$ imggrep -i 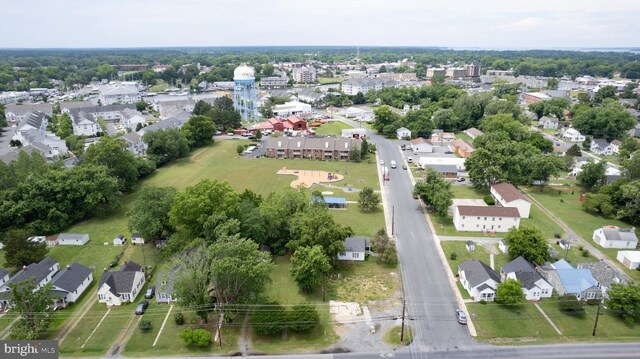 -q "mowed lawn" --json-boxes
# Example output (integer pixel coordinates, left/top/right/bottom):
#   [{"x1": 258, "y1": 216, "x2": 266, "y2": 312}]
[
  {"x1": 441, "y1": 241, "x2": 510, "y2": 275},
  {"x1": 312, "y1": 121, "x2": 353, "y2": 136}
]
